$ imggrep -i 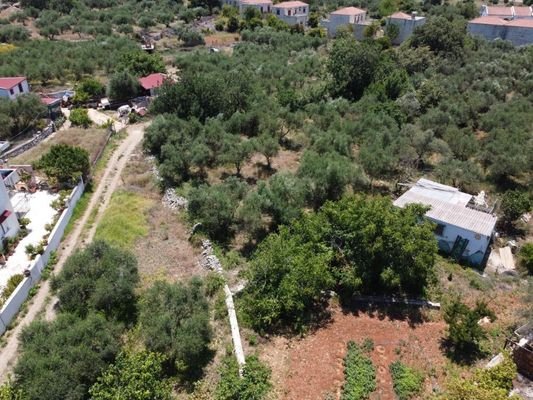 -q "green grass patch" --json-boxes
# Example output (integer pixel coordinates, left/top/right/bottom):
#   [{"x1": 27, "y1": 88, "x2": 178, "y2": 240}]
[
  {"x1": 341, "y1": 340, "x2": 376, "y2": 400},
  {"x1": 94, "y1": 190, "x2": 153, "y2": 249},
  {"x1": 389, "y1": 361, "x2": 424, "y2": 400}
]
